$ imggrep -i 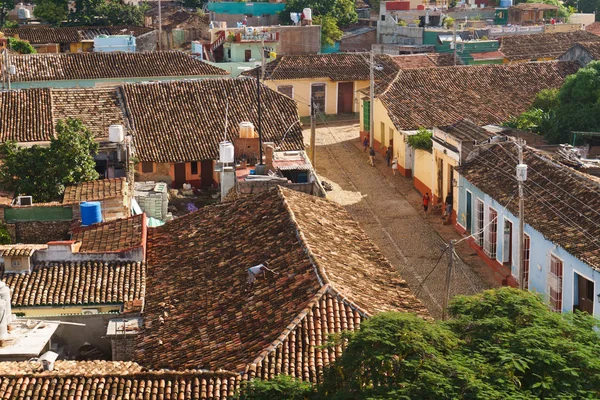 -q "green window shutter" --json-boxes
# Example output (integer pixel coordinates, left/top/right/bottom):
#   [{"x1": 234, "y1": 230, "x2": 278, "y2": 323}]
[{"x1": 363, "y1": 100, "x2": 370, "y2": 132}]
